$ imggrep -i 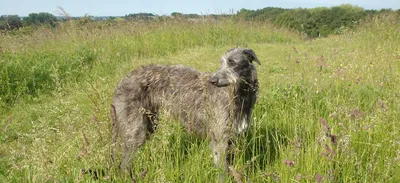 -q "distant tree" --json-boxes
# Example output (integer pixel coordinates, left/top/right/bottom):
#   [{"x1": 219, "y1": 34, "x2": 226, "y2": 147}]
[
  {"x1": 379, "y1": 9, "x2": 393, "y2": 13},
  {"x1": 310, "y1": 8, "x2": 333, "y2": 36},
  {"x1": 274, "y1": 10, "x2": 296, "y2": 28},
  {"x1": 237, "y1": 7, "x2": 285, "y2": 21},
  {"x1": 235, "y1": 4, "x2": 373, "y2": 38},
  {"x1": 0, "y1": 19, "x2": 6, "y2": 30},
  {"x1": 365, "y1": 9, "x2": 378, "y2": 15},
  {"x1": 125, "y1": 13, "x2": 155, "y2": 20},
  {"x1": 125, "y1": 13, "x2": 154, "y2": 18},
  {"x1": 0, "y1": 15, "x2": 22, "y2": 30},
  {"x1": 254, "y1": 7, "x2": 285, "y2": 21},
  {"x1": 184, "y1": 14, "x2": 201, "y2": 18},
  {"x1": 76, "y1": 14, "x2": 94, "y2": 26},
  {"x1": 23, "y1": 12, "x2": 57, "y2": 27},
  {"x1": 171, "y1": 12, "x2": 182, "y2": 17},
  {"x1": 236, "y1": 8, "x2": 253, "y2": 19}
]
